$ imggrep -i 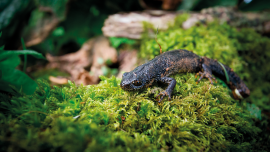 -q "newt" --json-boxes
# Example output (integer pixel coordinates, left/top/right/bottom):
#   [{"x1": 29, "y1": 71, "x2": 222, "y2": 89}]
[{"x1": 120, "y1": 49, "x2": 250, "y2": 102}]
